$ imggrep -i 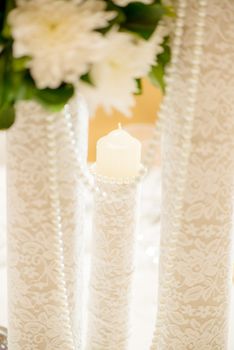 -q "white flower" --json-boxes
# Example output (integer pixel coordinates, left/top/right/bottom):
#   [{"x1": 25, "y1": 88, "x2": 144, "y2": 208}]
[
  {"x1": 8, "y1": 0, "x2": 114, "y2": 88},
  {"x1": 79, "y1": 29, "x2": 159, "y2": 116},
  {"x1": 113, "y1": 0, "x2": 153, "y2": 6},
  {"x1": 79, "y1": 25, "x2": 170, "y2": 116}
]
